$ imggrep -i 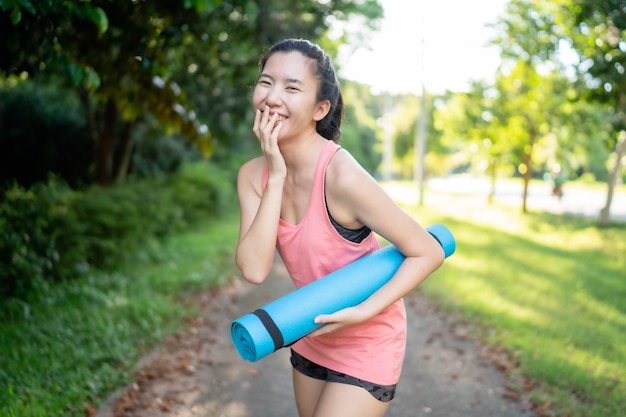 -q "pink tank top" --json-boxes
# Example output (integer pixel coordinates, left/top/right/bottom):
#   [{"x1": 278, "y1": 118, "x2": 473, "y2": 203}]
[{"x1": 263, "y1": 140, "x2": 407, "y2": 385}]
